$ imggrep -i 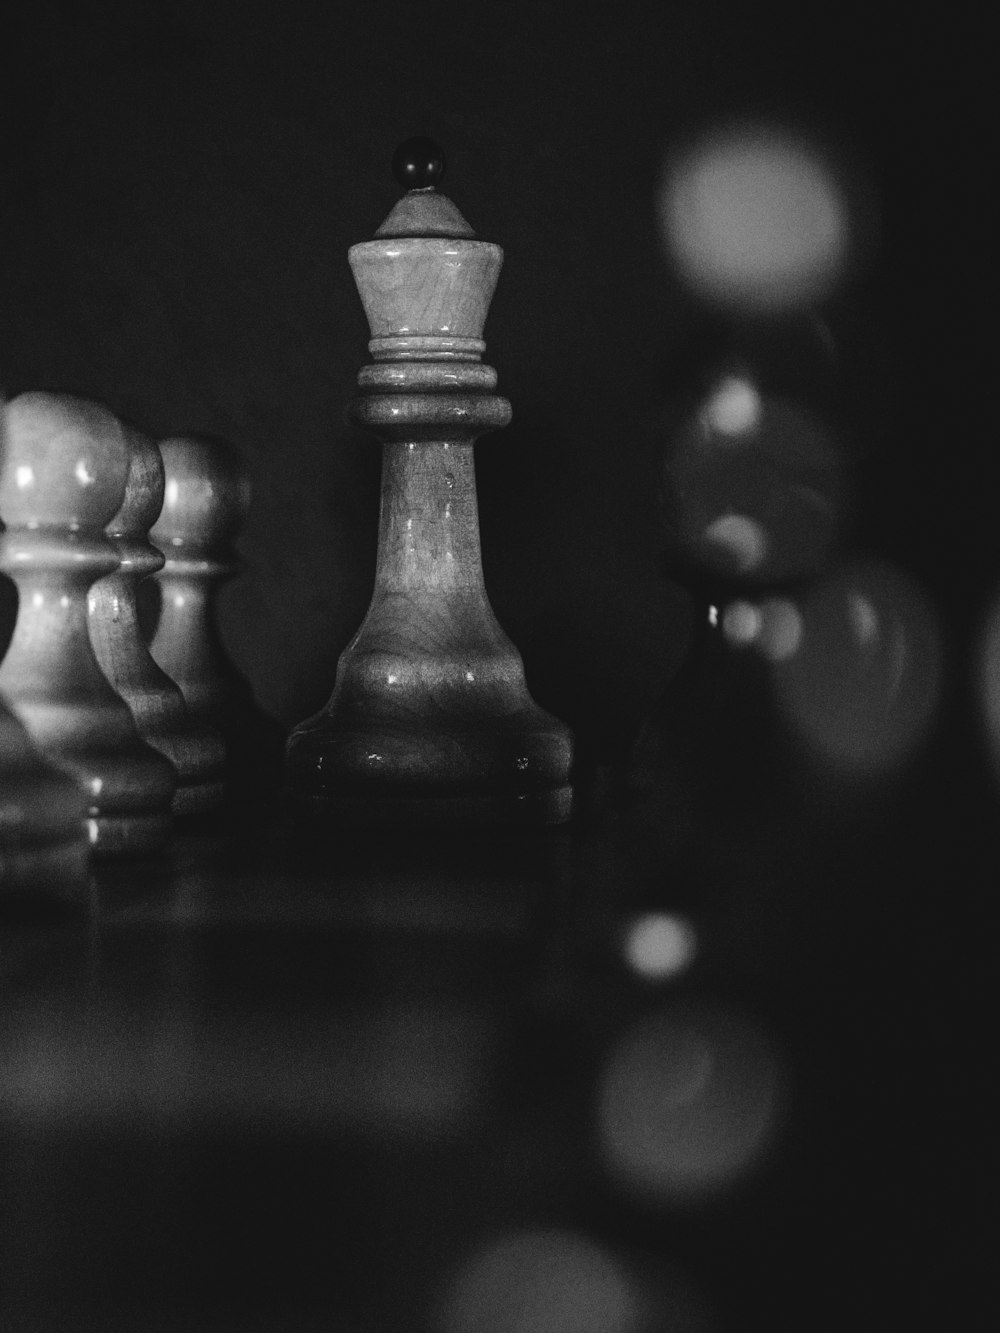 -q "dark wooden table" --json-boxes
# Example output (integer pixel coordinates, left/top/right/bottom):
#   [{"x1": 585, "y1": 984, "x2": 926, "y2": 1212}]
[{"x1": 0, "y1": 755, "x2": 988, "y2": 1332}]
